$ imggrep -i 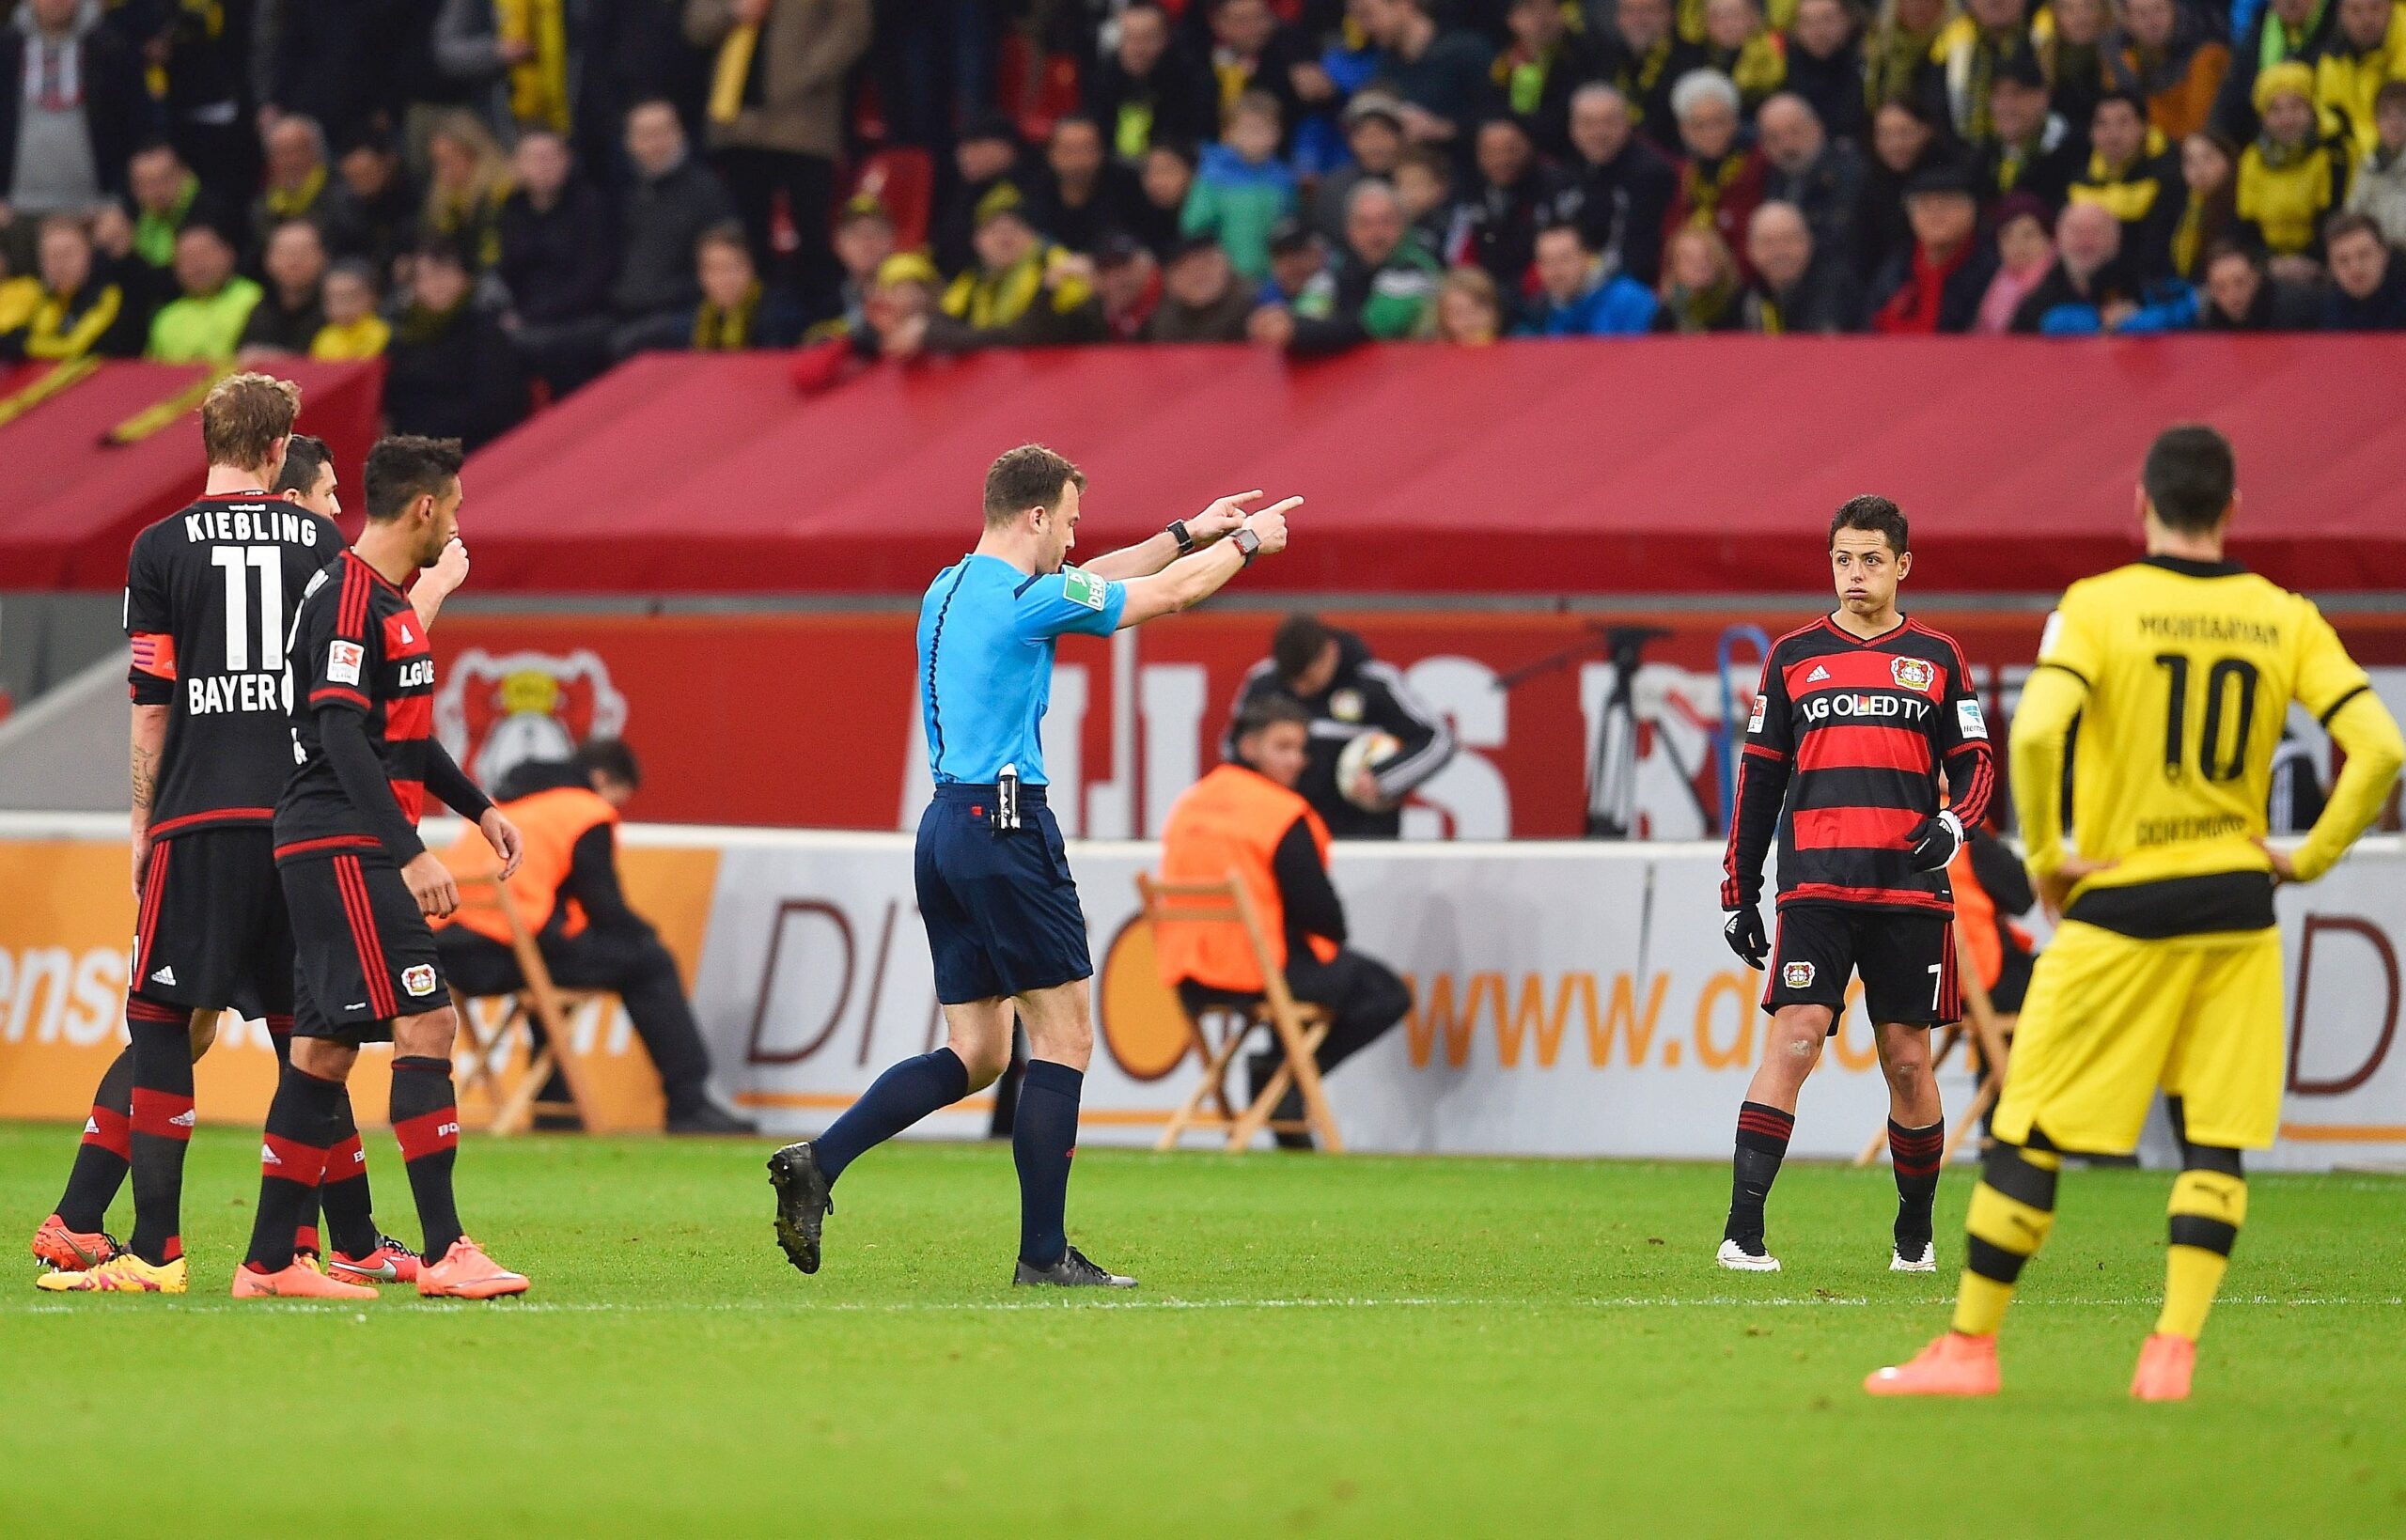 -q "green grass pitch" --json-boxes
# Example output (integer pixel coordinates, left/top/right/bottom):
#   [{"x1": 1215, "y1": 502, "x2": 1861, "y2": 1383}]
[{"x1": 3, "y1": 1124, "x2": 2402, "y2": 1537}]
